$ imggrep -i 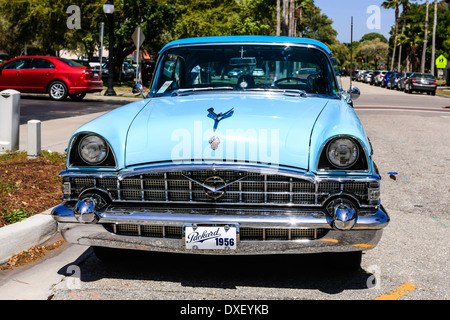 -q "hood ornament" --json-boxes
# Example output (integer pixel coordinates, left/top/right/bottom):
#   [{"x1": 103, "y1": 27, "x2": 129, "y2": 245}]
[
  {"x1": 207, "y1": 107, "x2": 234, "y2": 131},
  {"x1": 207, "y1": 107, "x2": 234, "y2": 150}
]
